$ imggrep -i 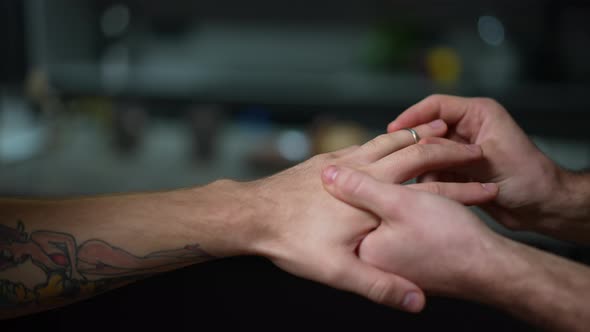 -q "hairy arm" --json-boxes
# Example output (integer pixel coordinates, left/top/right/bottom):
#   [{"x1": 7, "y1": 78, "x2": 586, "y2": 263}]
[
  {"x1": 0, "y1": 180, "x2": 254, "y2": 319},
  {"x1": 541, "y1": 171, "x2": 590, "y2": 241},
  {"x1": 471, "y1": 237, "x2": 590, "y2": 332}
]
